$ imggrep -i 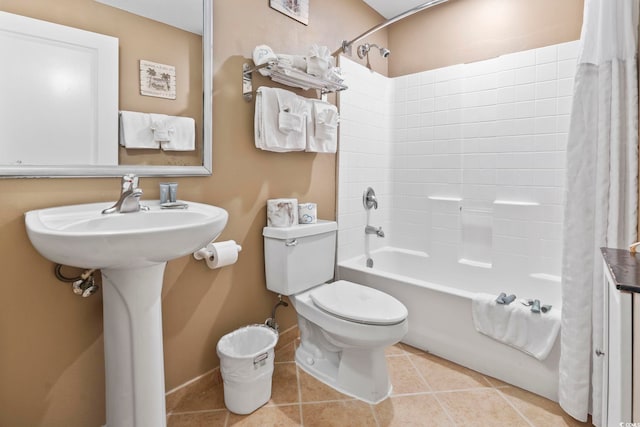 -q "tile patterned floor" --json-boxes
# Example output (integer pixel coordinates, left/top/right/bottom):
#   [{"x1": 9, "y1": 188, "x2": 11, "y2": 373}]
[{"x1": 166, "y1": 330, "x2": 592, "y2": 427}]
